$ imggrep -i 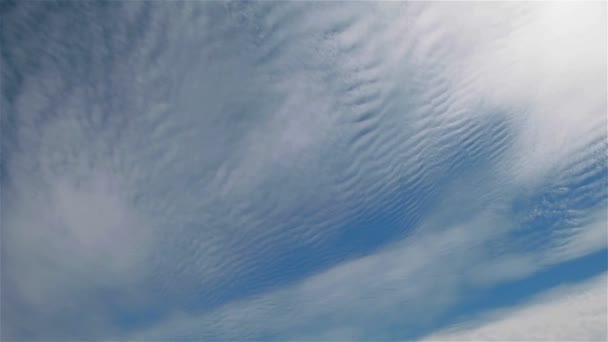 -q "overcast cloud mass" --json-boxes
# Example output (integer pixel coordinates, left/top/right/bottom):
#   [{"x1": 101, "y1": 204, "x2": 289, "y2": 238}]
[{"x1": 1, "y1": 1, "x2": 607, "y2": 341}]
